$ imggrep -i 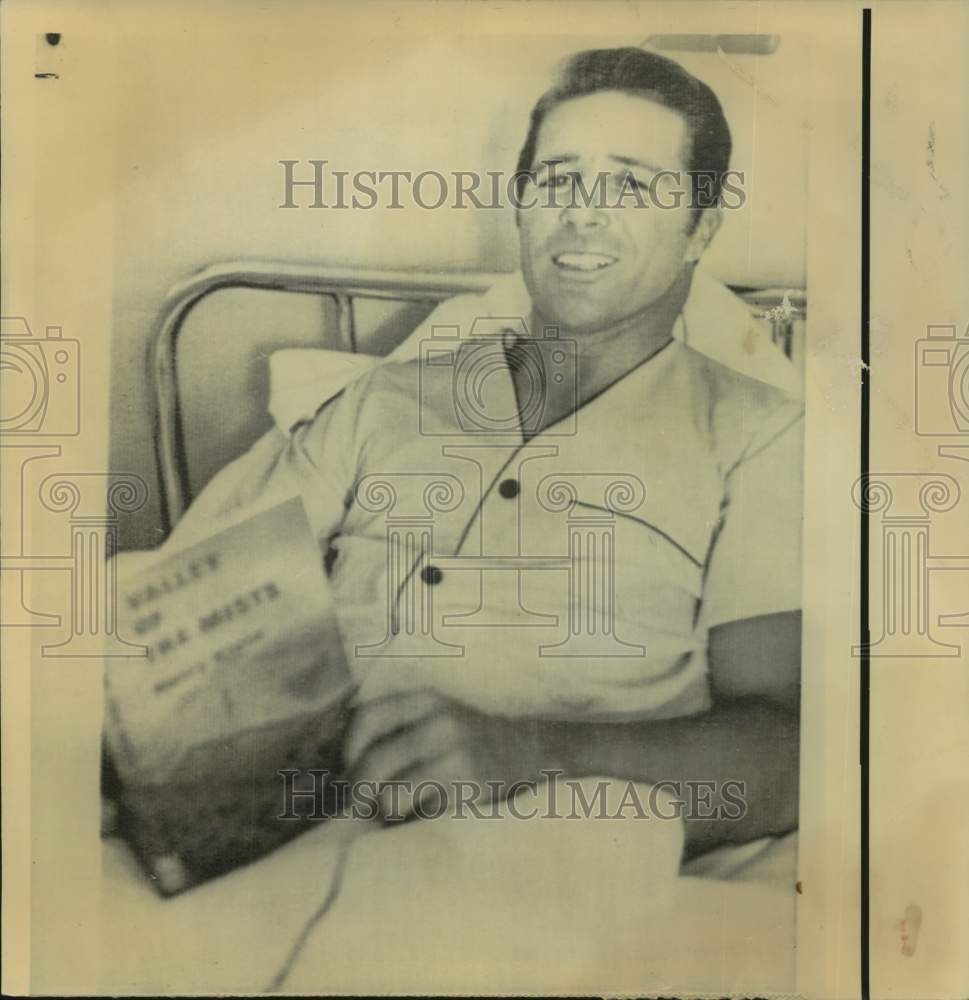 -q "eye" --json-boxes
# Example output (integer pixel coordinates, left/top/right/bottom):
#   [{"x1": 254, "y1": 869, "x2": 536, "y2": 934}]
[
  {"x1": 536, "y1": 172, "x2": 570, "y2": 189},
  {"x1": 618, "y1": 172, "x2": 650, "y2": 191}
]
